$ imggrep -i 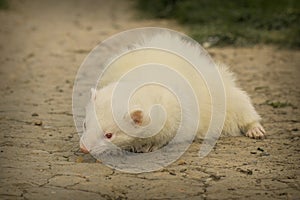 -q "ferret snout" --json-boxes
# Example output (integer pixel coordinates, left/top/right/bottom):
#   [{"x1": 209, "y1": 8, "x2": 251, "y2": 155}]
[{"x1": 80, "y1": 141, "x2": 89, "y2": 154}]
